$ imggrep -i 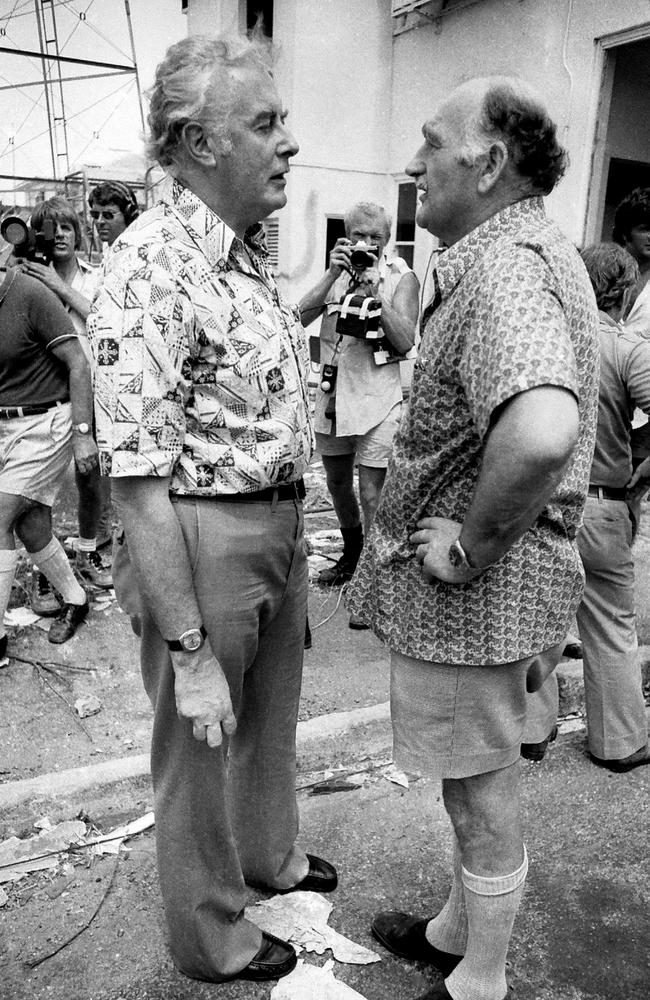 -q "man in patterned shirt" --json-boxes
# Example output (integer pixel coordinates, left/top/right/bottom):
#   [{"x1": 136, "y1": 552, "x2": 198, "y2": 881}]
[
  {"x1": 348, "y1": 78, "x2": 599, "y2": 1000},
  {"x1": 88, "y1": 34, "x2": 336, "y2": 985}
]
